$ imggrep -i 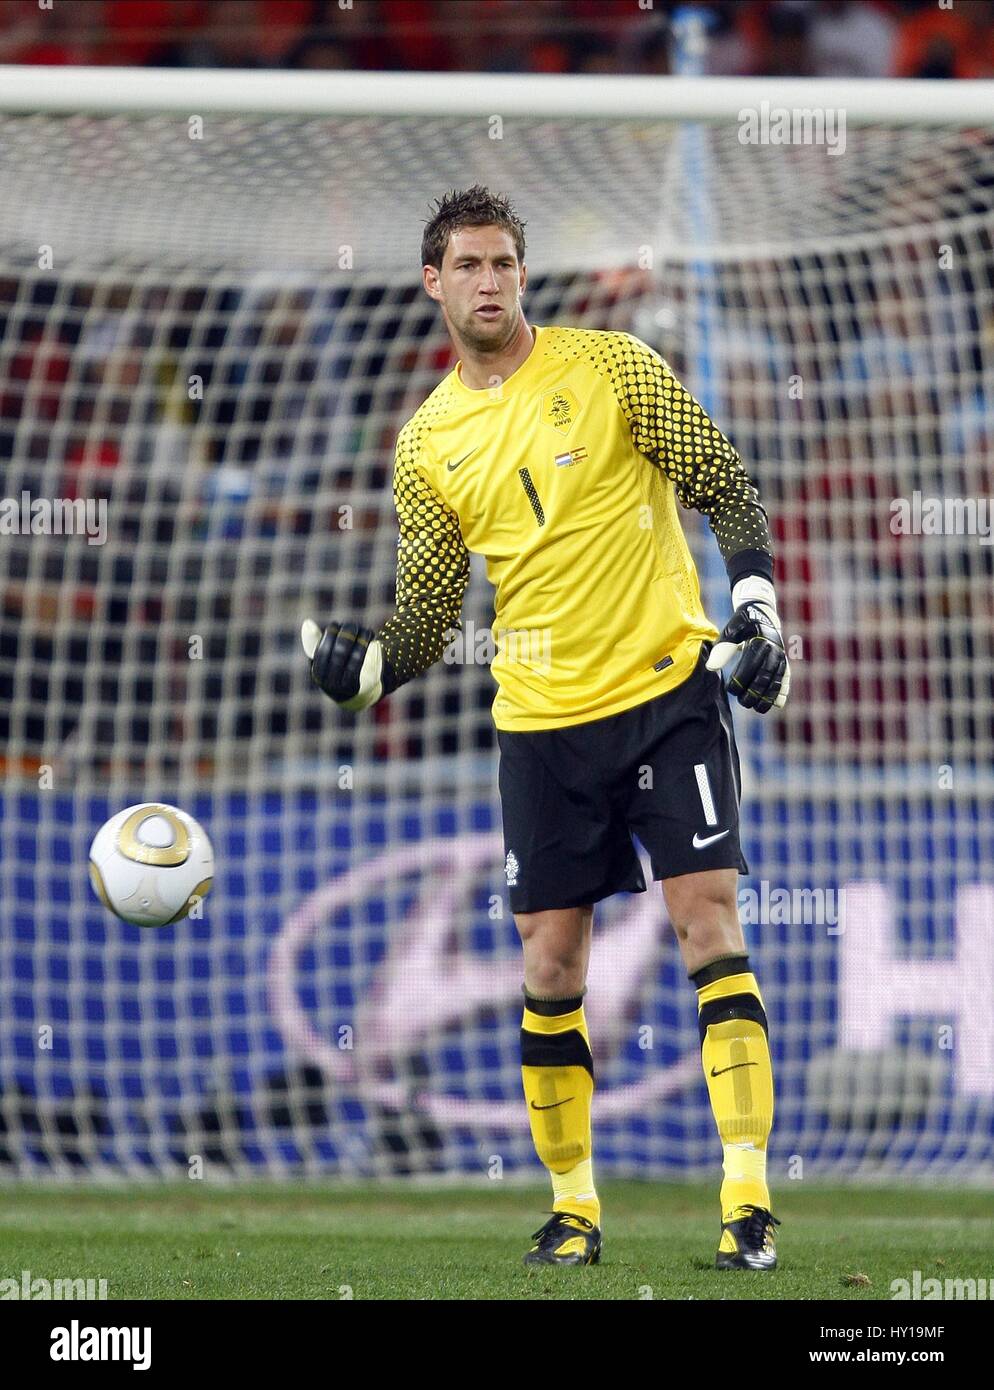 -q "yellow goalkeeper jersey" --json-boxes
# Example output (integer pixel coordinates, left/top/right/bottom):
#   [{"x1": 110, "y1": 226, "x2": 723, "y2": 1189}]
[{"x1": 377, "y1": 323, "x2": 772, "y2": 732}]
